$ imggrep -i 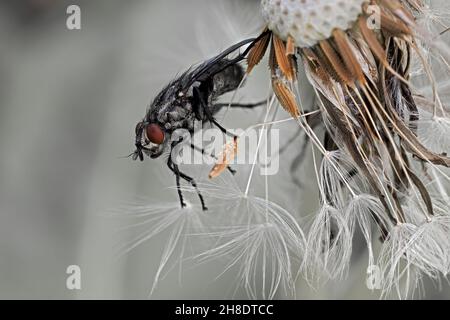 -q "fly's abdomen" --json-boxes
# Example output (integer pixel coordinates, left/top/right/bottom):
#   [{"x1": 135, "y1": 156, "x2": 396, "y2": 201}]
[{"x1": 212, "y1": 63, "x2": 244, "y2": 98}]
